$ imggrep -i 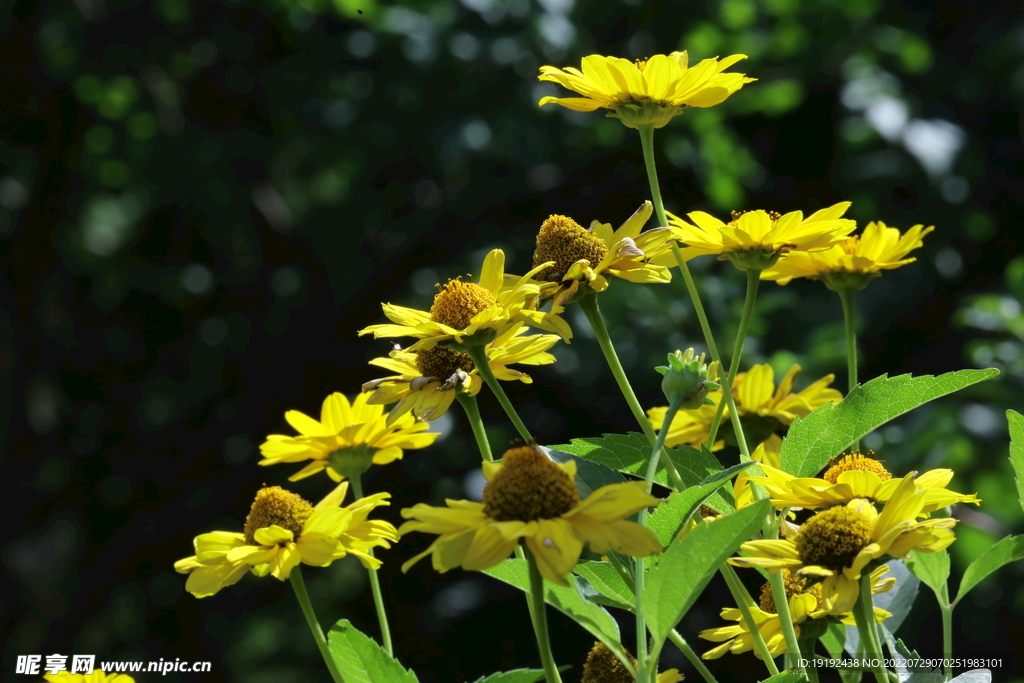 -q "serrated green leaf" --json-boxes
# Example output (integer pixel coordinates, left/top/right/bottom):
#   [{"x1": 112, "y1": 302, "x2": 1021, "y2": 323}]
[
  {"x1": 545, "y1": 446, "x2": 627, "y2": 498},
  {"x1": 484, "y1": 559, "x2": 630, "y2": 666},
  {"x1": 905, "y1": 549, "x2": 950, "y2": 595},
  {"x1": 573, "y1": 561, "x2": 634, "y2": 611},
  {"x1": 948, "y1": 671, "x2": 992, "y2": 683},
  {"x1": 468, "y1": 668, "x2": 560, "y2": 683},
  {"x1": 845, "y1": 559, "x2": 919, "y2": 653},
  {"x1": 646, "y1": 460, "x2": 755, "y2": 548},
  {"x1": 760, "y1": 672, "x2": 805, "y2": 683},
  {"x1": 781, "y1": 369, "x2": 999, "y2": 478},
  {"x1": 880, "y1": 628, "x2": 944, "y2": 683},
  {"x1": 1008, "y1": 410, "x2": 1024, "y2": 514},
  {"x1": 954, "y1": 535, "x2": 1024, "y2": 605},
  {"x1": 327, "y1": 619, "x2": 419, "y2": 683},
  {"x1": 643, "y1": 500, "x2": 770, "y2": 642}
]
